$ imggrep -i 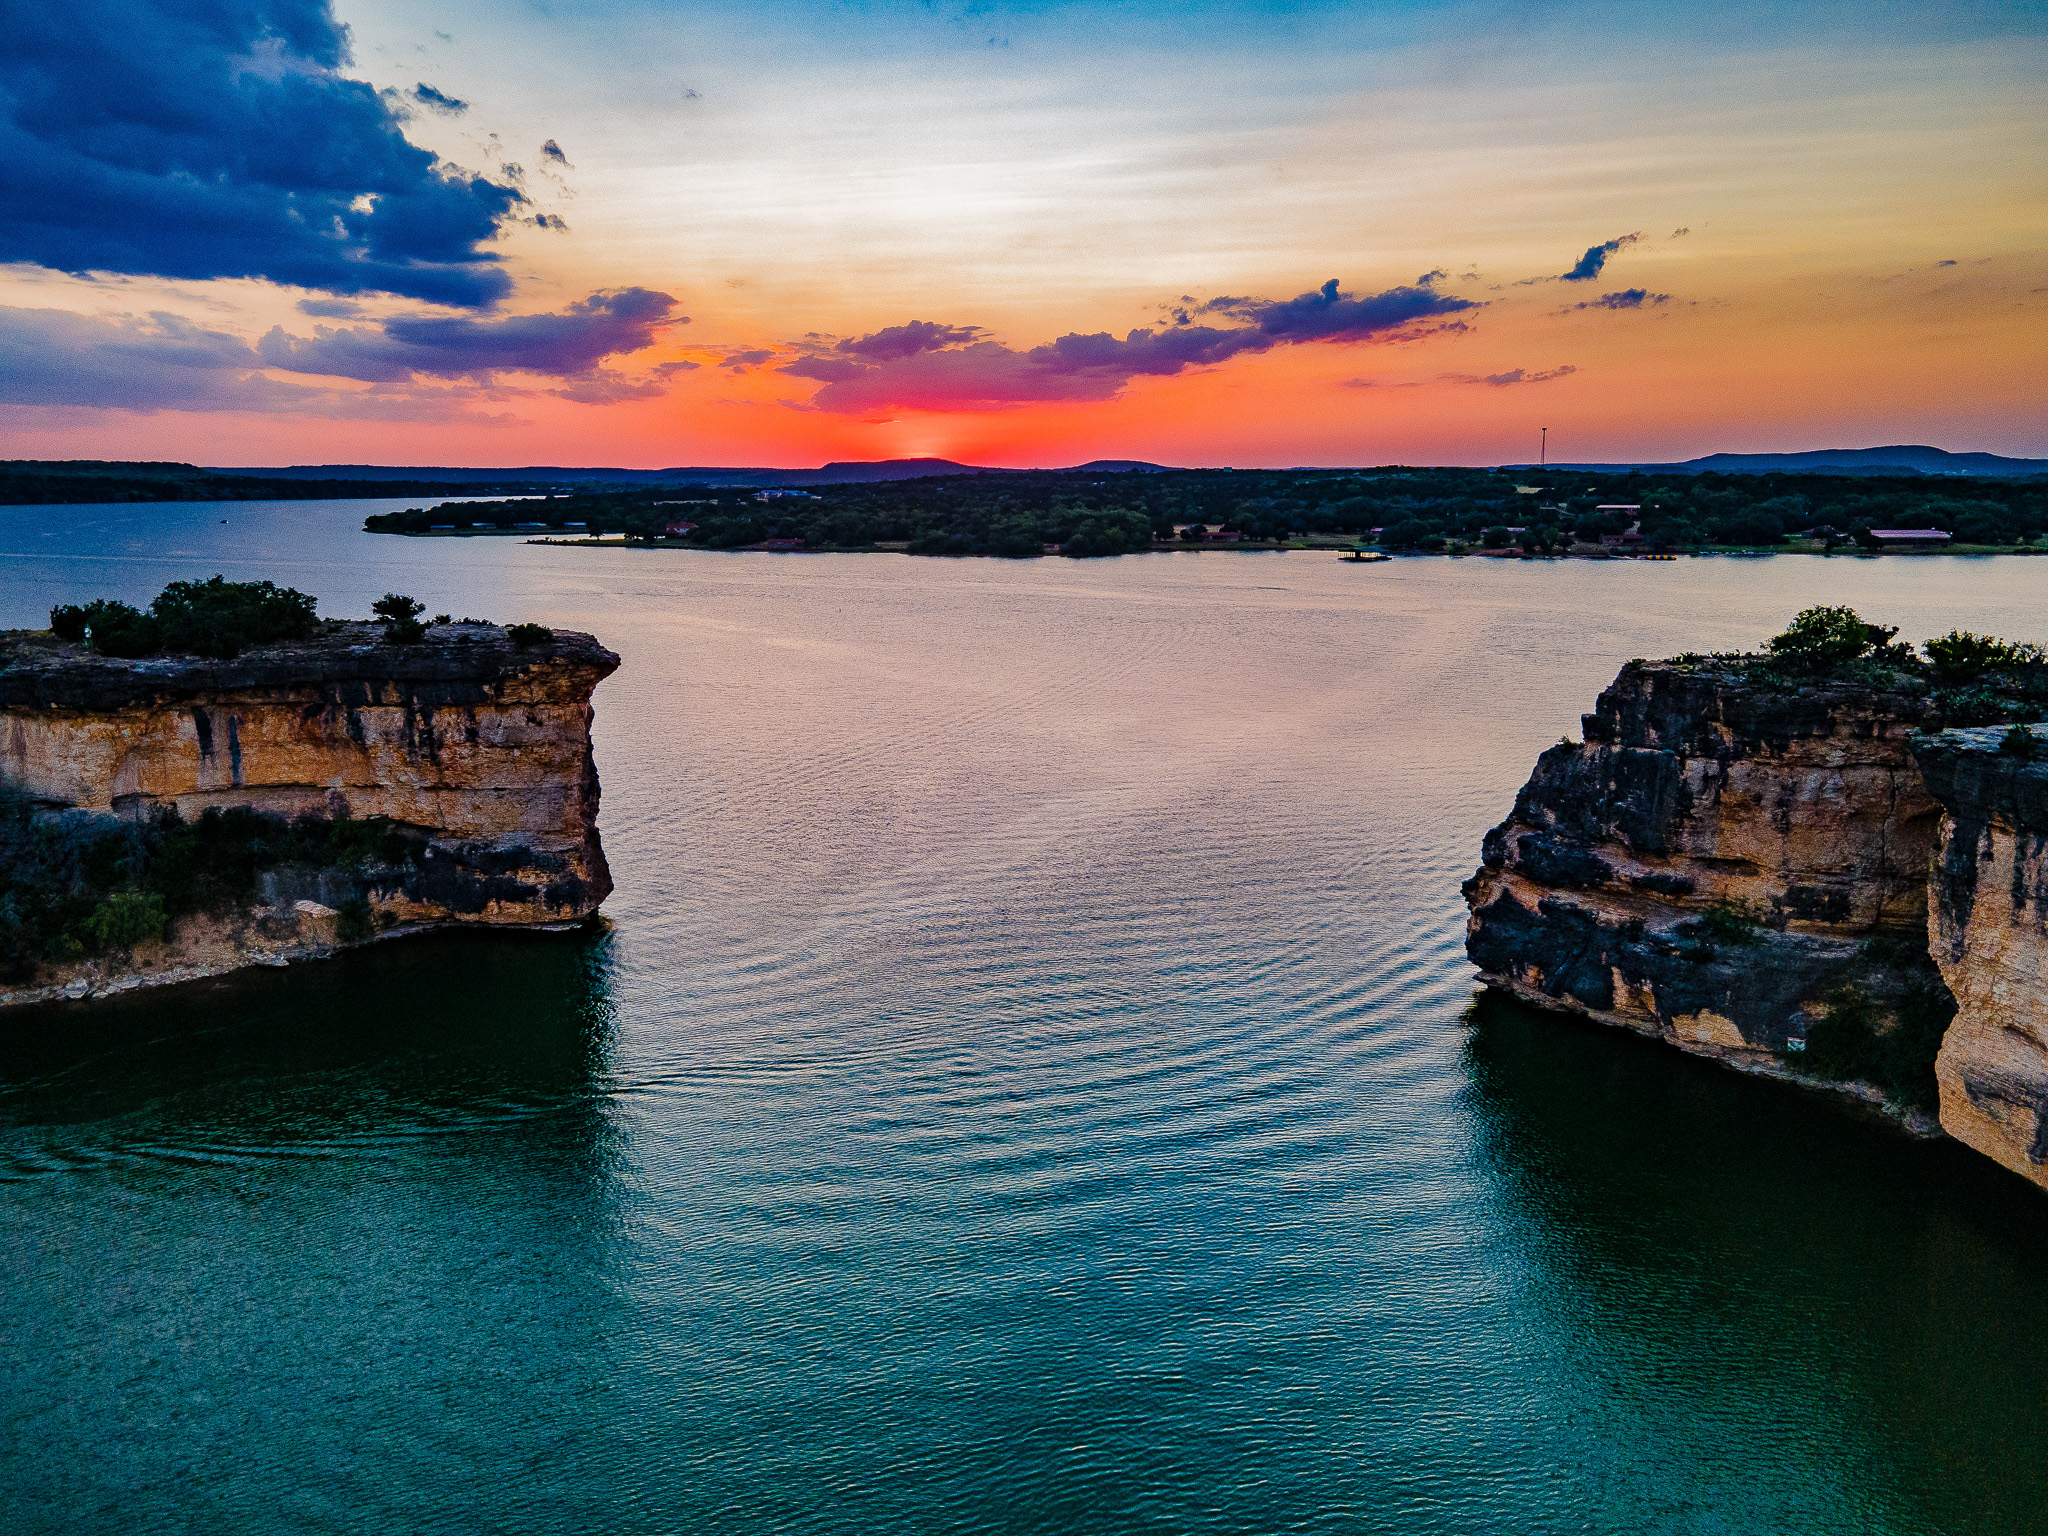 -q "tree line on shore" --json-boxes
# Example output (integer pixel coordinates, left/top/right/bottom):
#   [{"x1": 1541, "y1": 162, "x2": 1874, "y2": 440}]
[{"x1": 363, "y1": 466, "x2": 2048, "y2": 555}]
